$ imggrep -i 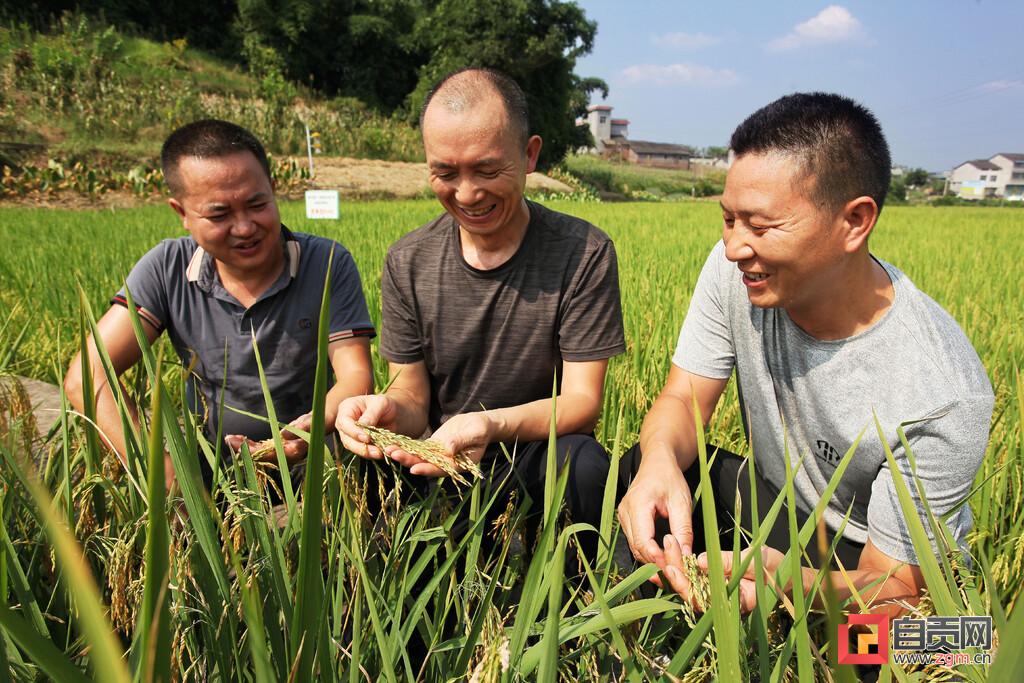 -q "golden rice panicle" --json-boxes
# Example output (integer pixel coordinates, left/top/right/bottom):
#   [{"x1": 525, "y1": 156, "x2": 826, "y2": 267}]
[
  {"x1": 356, "y1": 422, "x2": 483, "y2": 485},
  {"x1": 681, "y1": 553, "x2": 710, "y2": 612}
]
